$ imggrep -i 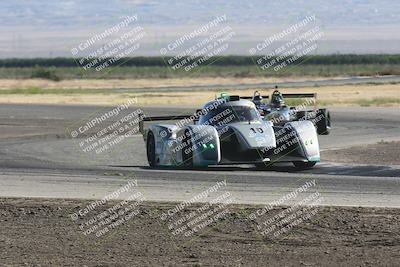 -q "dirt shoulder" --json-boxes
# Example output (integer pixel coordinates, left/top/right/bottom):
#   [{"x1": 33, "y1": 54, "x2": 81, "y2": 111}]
[
  {"x1": 322, "y1": 141, "x2": 400, "y2": 166},
  {"x1": 0, "y1": 198, "x2": 399, "y2": 266}
]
